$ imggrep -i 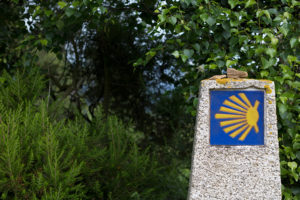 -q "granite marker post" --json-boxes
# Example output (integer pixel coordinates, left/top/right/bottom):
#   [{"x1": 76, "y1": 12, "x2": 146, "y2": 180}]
[{"x1": 188, "y1": 78, "x2": 281, "y2": 200}]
